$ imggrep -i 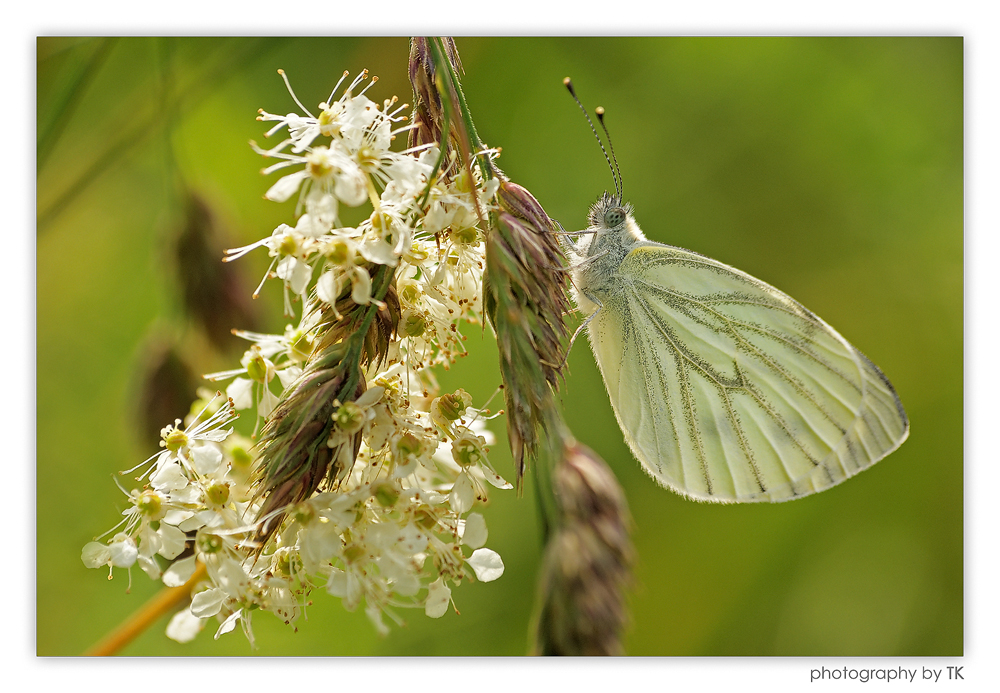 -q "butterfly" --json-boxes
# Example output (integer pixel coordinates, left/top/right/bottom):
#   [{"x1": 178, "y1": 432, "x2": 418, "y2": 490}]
[{"x1": 563, "y1": 80, "x2": 909, "y2": 503}]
